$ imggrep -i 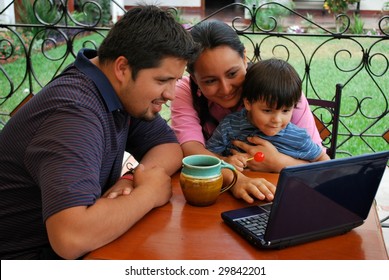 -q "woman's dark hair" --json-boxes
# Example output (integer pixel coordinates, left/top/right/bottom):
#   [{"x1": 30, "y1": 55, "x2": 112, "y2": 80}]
[
  {"x1": 188, "y1": 20, "x2": 245, "y2": 140},
  {"x1": 243, "y1": 58, "x2": 302, "y2": 109},
  {"x1": 98, "y1": 5, "x2": 197, "y2": 79}
]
